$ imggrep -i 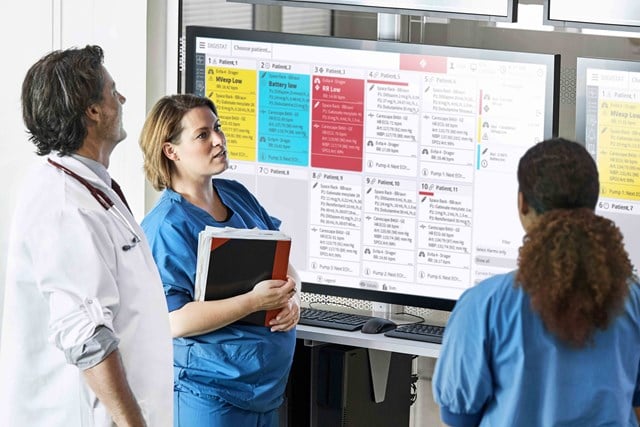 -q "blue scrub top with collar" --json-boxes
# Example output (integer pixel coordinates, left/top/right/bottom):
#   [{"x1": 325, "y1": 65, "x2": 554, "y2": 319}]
[
  {"x1": 433, "y1": 271, "x2": 640, "y2": 427},
  {"x1": 142, "y1": 178, "x2": 296, "y2": 413}
]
